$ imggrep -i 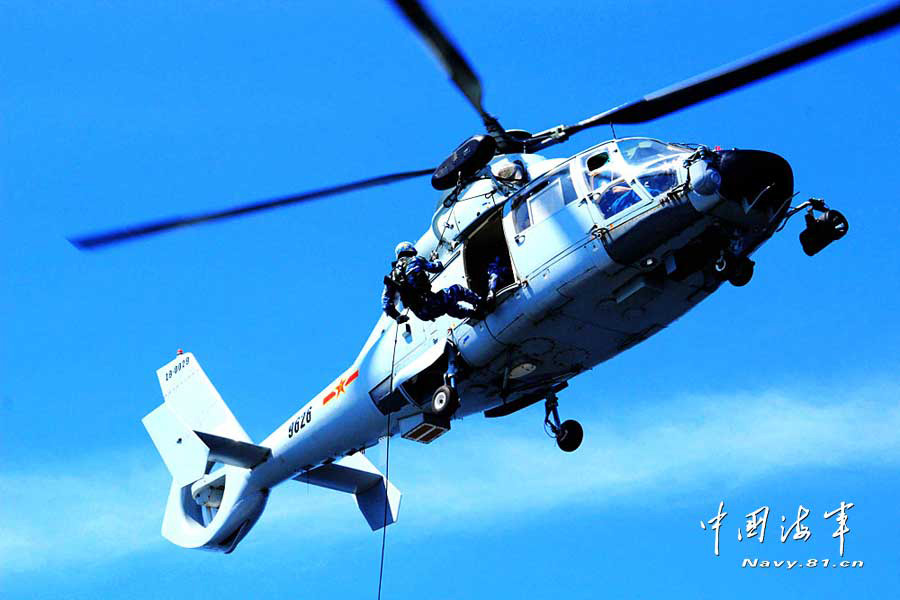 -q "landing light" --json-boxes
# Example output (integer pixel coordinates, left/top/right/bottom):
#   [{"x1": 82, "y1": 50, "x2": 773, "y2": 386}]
[
  {"x1": 509, "y1": 362, "x2": 537, "y2": 379},
  {"x1": 640, "y1": 256, "x2": 659, "y2": 270}
]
